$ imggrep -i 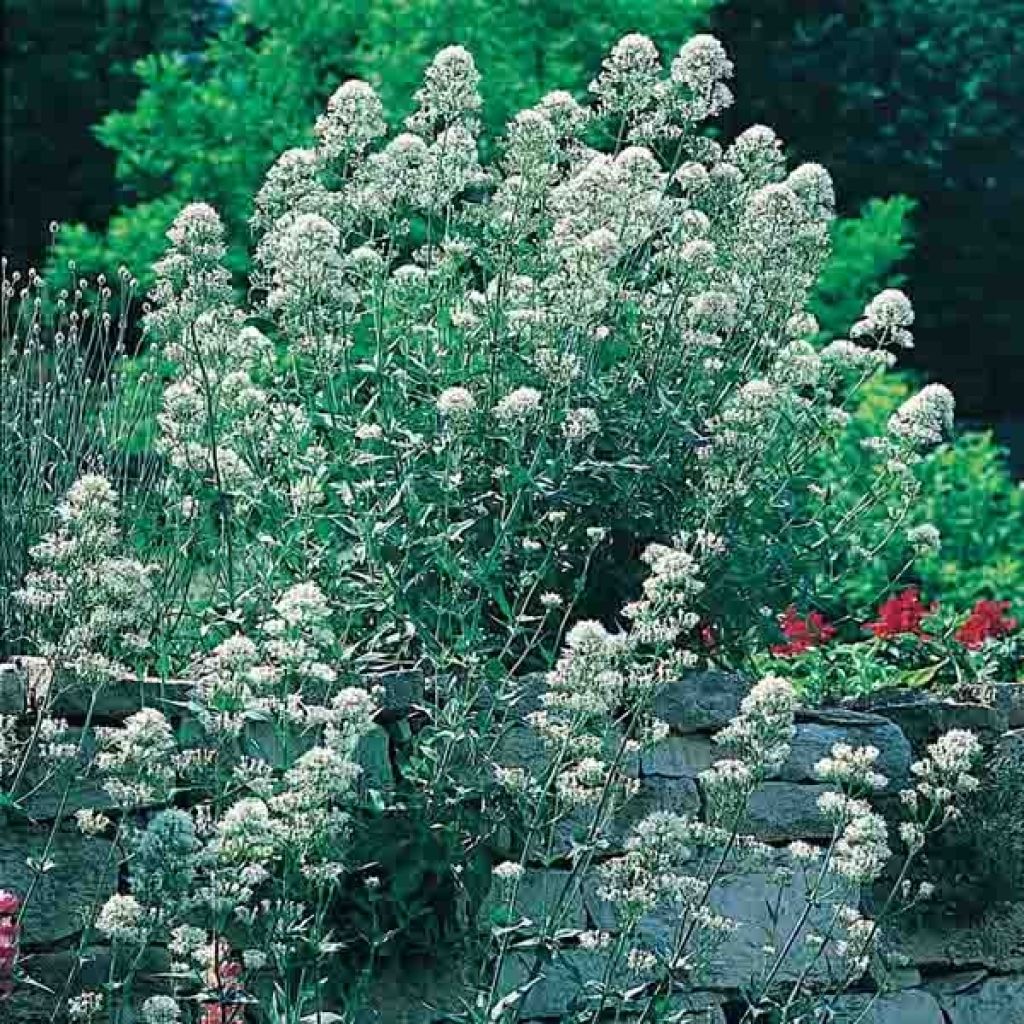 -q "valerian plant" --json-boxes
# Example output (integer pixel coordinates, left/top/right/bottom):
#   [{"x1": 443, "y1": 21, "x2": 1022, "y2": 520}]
[{"x1": 0, "y1": 31, "x2": 987, "y2": 1024}]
